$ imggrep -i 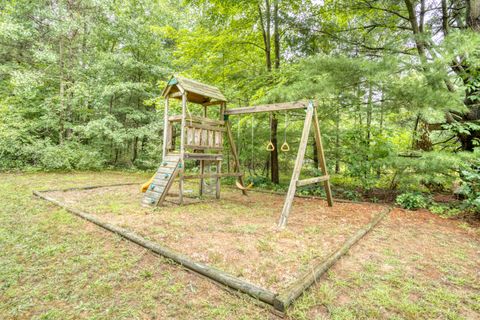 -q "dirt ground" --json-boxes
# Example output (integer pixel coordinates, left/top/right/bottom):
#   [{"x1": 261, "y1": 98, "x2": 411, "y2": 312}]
[{"x1": 45, "y1": 184, "x2": 387, "y2": 292}]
